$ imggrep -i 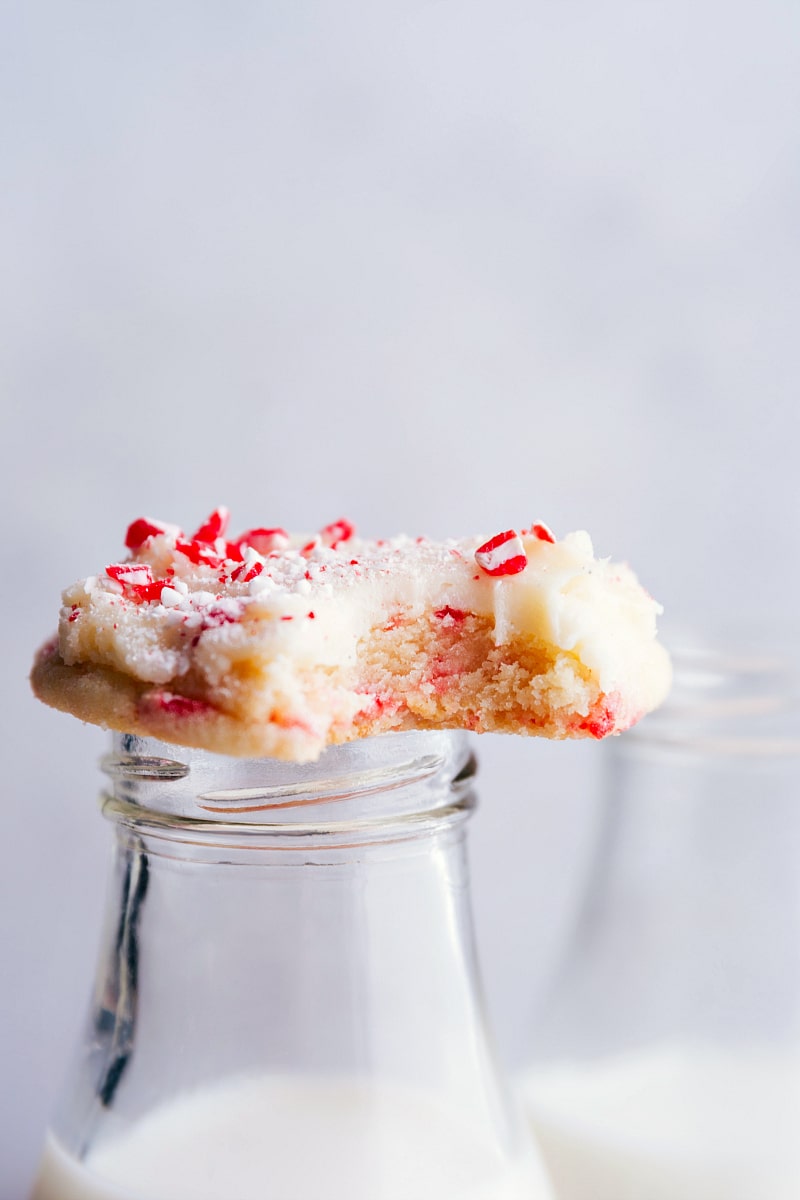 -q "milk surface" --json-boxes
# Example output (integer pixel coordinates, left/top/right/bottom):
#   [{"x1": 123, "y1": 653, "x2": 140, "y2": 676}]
[
  {"x1": 32, "y1": 1073, "x2": 552, "y2": 1200},
  {"x1": 520, "y1": 1045, "x2": 800, "y2": 1200}
]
